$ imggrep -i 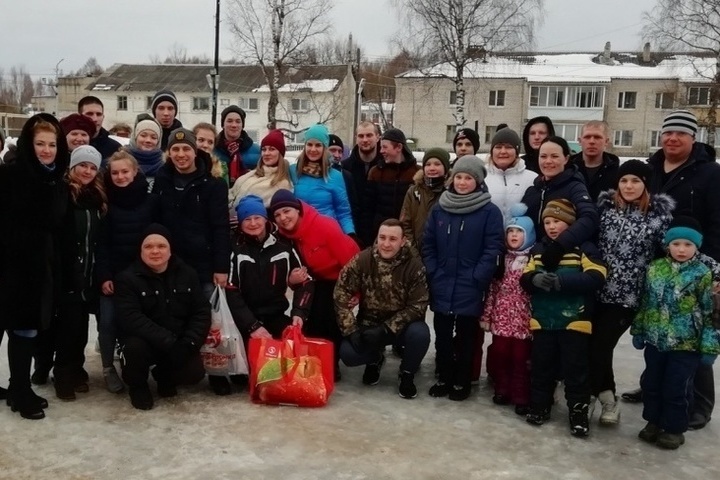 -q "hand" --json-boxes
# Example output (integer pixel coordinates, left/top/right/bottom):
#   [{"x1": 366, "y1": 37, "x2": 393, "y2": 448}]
[
  {"x1": 101, "y1": 280, "x2": 114, "y2": 296},
  {"x1": 288, "y1": 267, "x2": 309, "y2": 285},
  {"x1": 479, "y1": 321, "x2": 491, "y2": 332},
  {"x1": 361, "y1": 324, "x2": 391, "y2": 351},
  {"x1": 632, "y1": 336, "x2": 645, "y2": 351},
  {"x1": 250, "y1": 327, "x2": 273, "y2": 339},
  {"x1": 213, "y1": 273, "x2": 228, "y2": 288},
  {"x1": 713, "y1": 282, "x2": 720, "y2": 294},
  {"x1": 701, "y1": 354, "x2": 717, "y2": 366},
  {"x1": 347, "y1": 331, "x2": 365, "y2": 353},
  {"x1": 541, "y1": 241, "x2": 565, "y2": 272},
  {"x1": 168, "y1": 340, "x2": 192, "y2": 369},
  {"x1": 291, "y1": 316, "x2": 304, "y2": 328},
  {"x1": 532, "y1": 273, "x2": 555, "y2": 292},
  {"x1": 348, "y1": 294, "x2": 360, "y2": 309},
  {"x1": 546, "y1": 273, "x2": 561, "y2": 291}
]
